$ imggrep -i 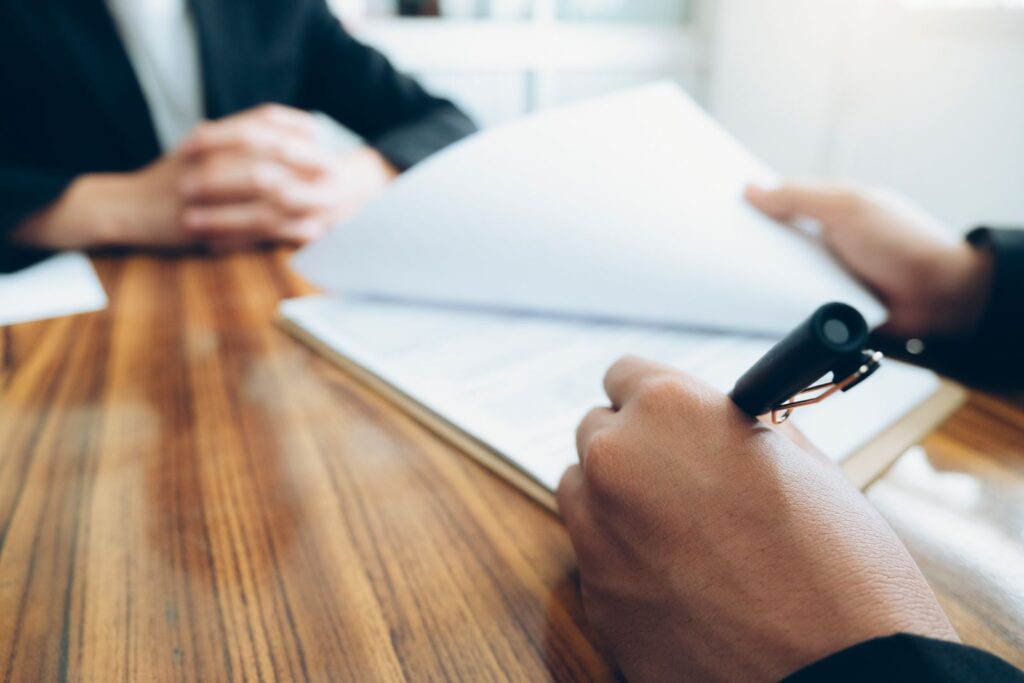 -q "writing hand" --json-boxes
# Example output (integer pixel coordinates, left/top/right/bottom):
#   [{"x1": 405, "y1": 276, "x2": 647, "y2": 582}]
[{"x1": 558, "y1": 355, "x2": 957, "y2": 682}]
